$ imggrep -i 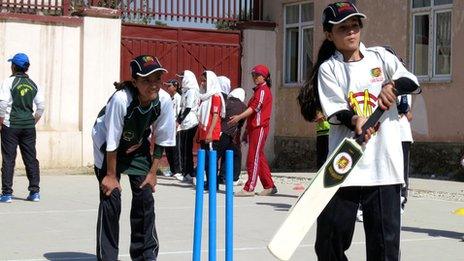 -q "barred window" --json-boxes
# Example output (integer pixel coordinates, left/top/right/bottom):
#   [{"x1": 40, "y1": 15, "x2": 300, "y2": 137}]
[
  {"x1": 411, "y1": 0, "x2": 452, "y2": 81},
  {"x1": 283, "y1": 2, "x2": 314, "y2": 85}
]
